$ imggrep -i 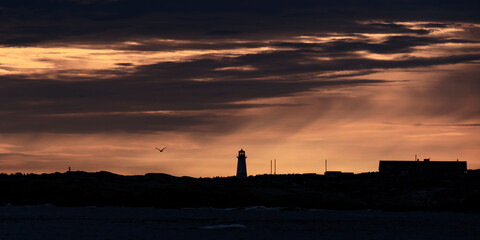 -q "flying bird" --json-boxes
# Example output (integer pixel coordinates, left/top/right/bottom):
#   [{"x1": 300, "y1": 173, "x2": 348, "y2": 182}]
[{"x1": 156, "y1": 147, "x2": 167, "y2": 152}]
